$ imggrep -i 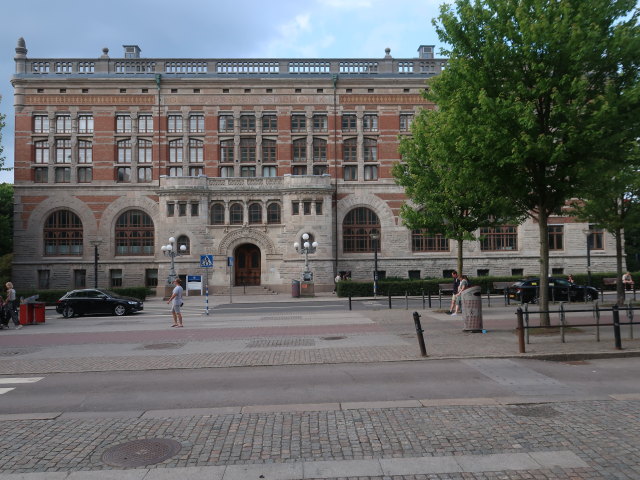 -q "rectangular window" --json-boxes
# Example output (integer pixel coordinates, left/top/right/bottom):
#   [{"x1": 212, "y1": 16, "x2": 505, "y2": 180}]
[
  {"x1": 189, "y1": 166, "x2": 204, "y2": 176},
  {"x1": 292, "y1": 201, "x2": 300, "y2": 215},
  {"x1": 262, "y1": 166, "x2": 277, "y2": 177},
  {"x1": 138, "y1": 139, "x2": 152, "y2": 163},
  {"x1": 220, "y1": 140, "x2": 234, "y2": 163},
  {"x1": 38, "y1": 270, "x2": 50, "y2": 289},
  {"x1": 240, "y1": 138, "x2": 256, "y2": 162},
  {"x1": 34, "y1": 115, "x2": 49, "y2": 133},
  {"x1": 313, "y1": 165, "x2": 327, "y2": 175},
  {"x1": 73, "y1": 269, "x2": 86, "y2": 289},
  {"x1": 240, "y1": 115, "x2": 256, "y2": 132},
  {"x1": 313, "y1": 139, "x2": 327, "y2": 162},
  {"x1": 116, "y1": 115, "x2": 132, "y2": 133},
  {"x1": 168, "y1": 115, "x2": 183, "y2": 133},
  {"x1": 189, "y1": 114, "x2": 204, "y2": 133},
  {"x1": 78, "y1": 140, "x2": 92, "y2": 163},
  {"x1": 117, "y1": 139, "x2": 132, "y2": 163},
  {"x1": 364, "y1": 138, "x2": 377, "y2": 162},
  {"x1": 315, "y1": 201, "x2": 323, "y2": 215},
  {"x1": 116, "y1": 167, "x2": 131, "y2": 182},
  {"x1": 191, "y1": 203, "x2": 200, "y2": 216},
  {"x1": 110, "y1": 269, "x2": 123, "y2": 288},
  {"x1": 399, "y1": 114, "x2": 413, "y2": 132},
  {"x1": 138, "y1": 114, "x2": 153, "y2": 133},
  {"x1": 292, "y1": 165, "x2": 307, "y2": 175},
  {"x1": 219, "y1": 114, "x2": 234, "y2": 132},
  {"x1": 145, "y1": 269, "x2": 158, "y2": 287},
  {"x1": 34, "y1": 141, "x2": 49, "y2": 164},
  {"x1": 512, "y1": 268, "x2": 524, "y2": 277},
  {"x1": 34, "y1": 167, "x2": 48, "y2": 183},
  {"x1": 363, "y1": 114, "x2": 378, "y2": 132},
  {"x1": 169, "y1": 166, "x2": 183, "y2": 177},
  {"x1": 588, "y1": 226, "x2": 604, "y2": 250},
  {"x1": 479, "y1": 225, "x2": 518, "y2": 251},
  {"x1": 55, "y1": 139, "x2": 72, "y2": 163},
  {"x1": 138, "y1": 167, "x2": 152, "y2": 182},
  {"x1": 548, "y1": 225, "x2": 564, "y2": 251},
  {"x1": 303, "y1": 201, "x2": 312, "y2": 215},
  {"x1": 364, "y1": 165, "x2": 378, "y2": 180},
  {"x1": 312, "y1": 114, "x2": 327, "y2": 132},
  {"x1": 291, "y1": 115, "x2": 306, "y2": 133},
  {"x1": 477, "y1": 269, "x2": 490, "y2": 277},
  {"x1": 409, "y1": 270, "x2": 421, "y2": 280},
  {"x1": 167, "y1": 203, "x2": 175, "y2": 216},
  {"x1": 552, "y1": 267, "x2": 564, "y2": 275},
  {"x1": 341, "y1": 114, "x2": 357, "y2": 132},
  {"x1": 78, "y1": 115, "x2": 94, "y2": 133},
  {"x1": 262, "y1": 114, "x2": 277, "y2": 132},
  {"x1": 292, "y1": 140, "x2": 307, "y2": 163},
  {"x1": 262, "y1": 140, "x2": 277, "y2": 163},
  {"x1": 411, "y1": 230, "x2": 449, "y2": 252},
  {"x1": 240, "y1": 165, "x2": 256, "y2": 177},
  {"x1": 343, "y1": 165, "x2": 357, "y2": 181},
  {"x1": 54, "y1": 167, "x2": 71, "y2": 183},
  {"x1": 220, "y1": 166, "x2": 234, "y2": 177},
  {"x1": 189, "y1": 139, "x2": 204, "y2": 163},
  {"x1": 178, "y1": 203, "x2": 187, "y2": 216},
  {"x1": 56, "y1": 115, "x2": 71, "y2": 133},
  {"x1": 77, "y1": 167, "x2": 92, "y2": 183}
]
